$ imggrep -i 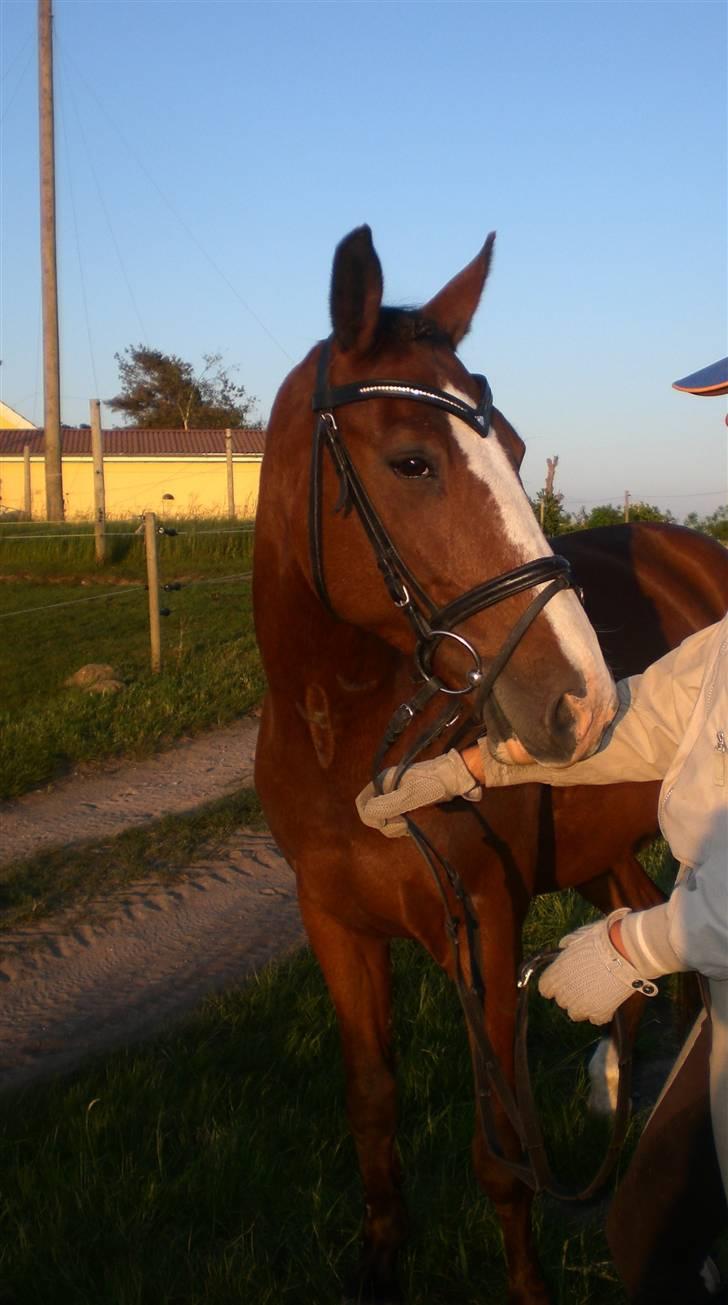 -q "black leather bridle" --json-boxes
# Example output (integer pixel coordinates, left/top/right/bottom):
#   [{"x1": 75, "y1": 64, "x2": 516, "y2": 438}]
[
  {"x1": 309, "y1": 337, "x2": 573, "y2": 698},
  {"x1": 308, "y1": 336, "x2": 632, "y2": 1202}
]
